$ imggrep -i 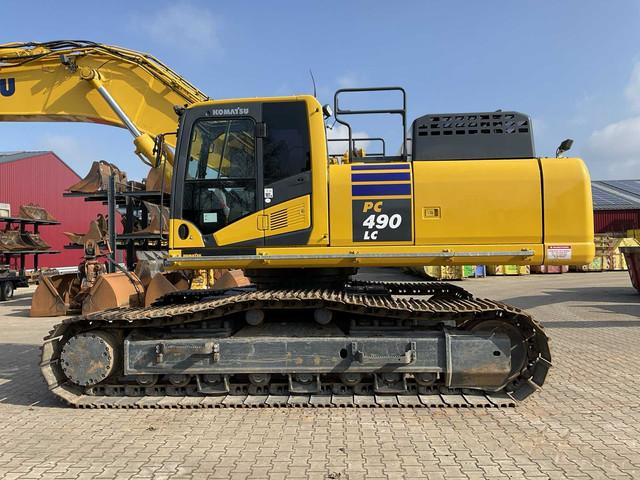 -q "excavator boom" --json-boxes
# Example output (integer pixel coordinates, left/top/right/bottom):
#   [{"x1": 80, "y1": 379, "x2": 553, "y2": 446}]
[{"x1": 0, "y1": 40, "x2": 208, "y2": 165}]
